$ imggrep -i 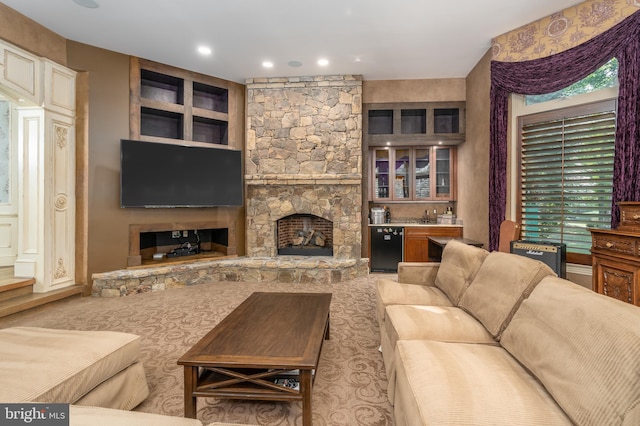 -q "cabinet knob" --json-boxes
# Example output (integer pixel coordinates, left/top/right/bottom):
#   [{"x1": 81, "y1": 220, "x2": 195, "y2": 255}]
[{"x1": 605, "y1": 242, "x2": 614, "y2": 248}]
